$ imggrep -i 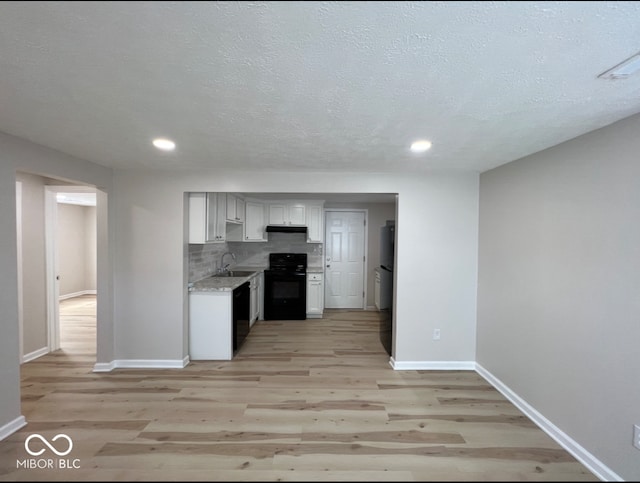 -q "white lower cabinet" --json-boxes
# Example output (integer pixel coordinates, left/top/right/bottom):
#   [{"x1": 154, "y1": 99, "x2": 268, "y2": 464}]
[
  {"x1": 306, "y1": 272, "x2": 324, "y2": 318},
  {"x1": 189, "y1": 292, "x2": 233, "y2": 360}
]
